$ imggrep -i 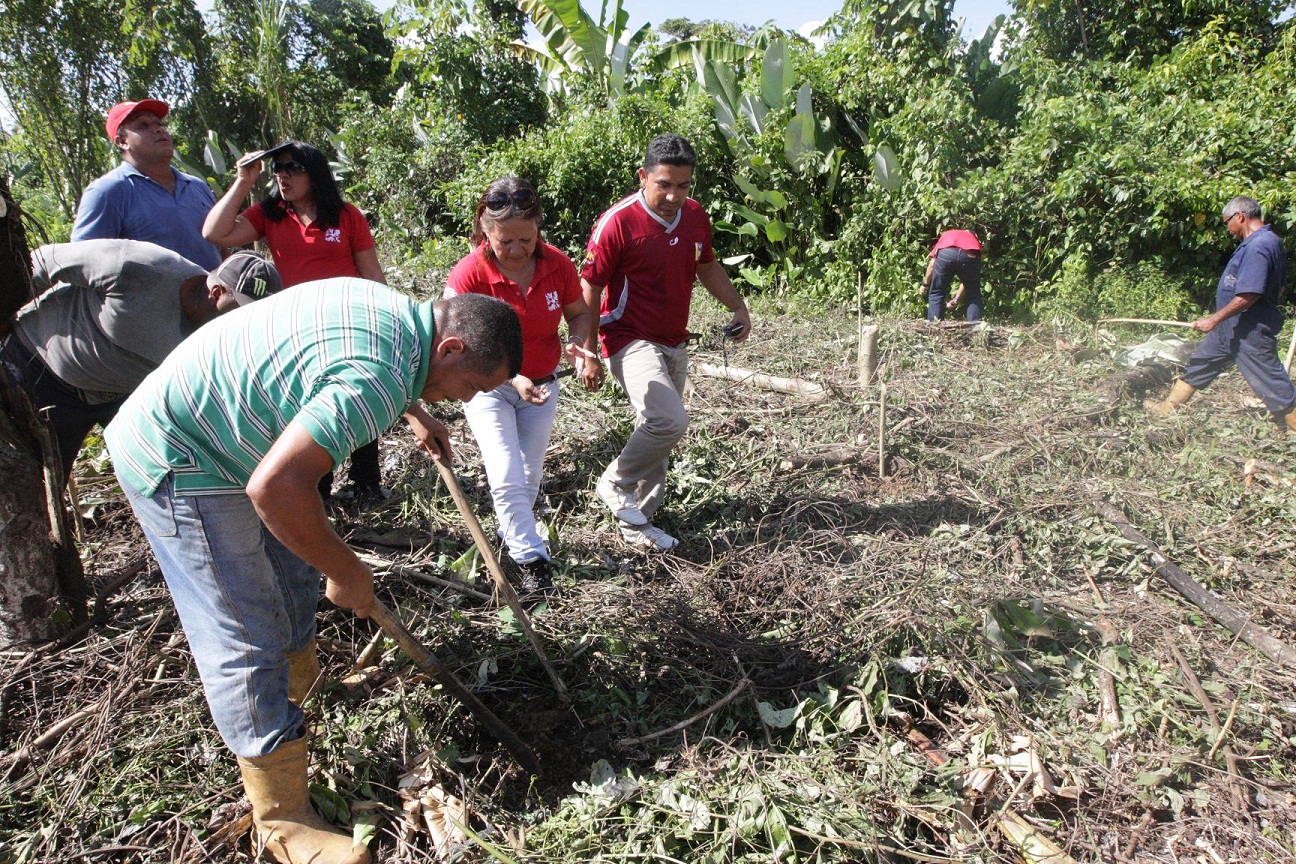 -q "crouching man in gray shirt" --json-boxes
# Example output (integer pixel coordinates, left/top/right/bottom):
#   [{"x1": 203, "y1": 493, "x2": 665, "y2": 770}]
[{"x1": 1, "y1": 239, "x2": 281, "y2": 481}]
